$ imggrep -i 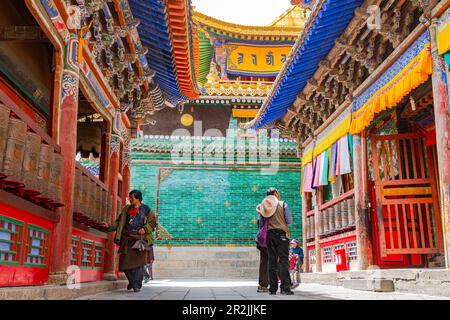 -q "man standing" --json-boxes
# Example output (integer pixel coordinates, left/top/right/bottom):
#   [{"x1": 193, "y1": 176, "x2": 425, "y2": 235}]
[{"x1": 258, "y1": 187, "x2": 293, "y2": 295}]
